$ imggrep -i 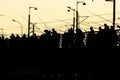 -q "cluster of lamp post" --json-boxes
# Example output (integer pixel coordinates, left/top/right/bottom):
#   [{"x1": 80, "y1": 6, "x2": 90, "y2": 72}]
[
  {"x1": 67, "y1": 0, "x2": 87, "y2": 33},
  {"x1": 12, "y1": 6, "x2": 37, "y2": 37},
  {"x1": 67, "y1": 0, "x2": 116, "y2": 33},
  {"x1": 11, "y1": 0, "x2": 116, "y2": 37}
]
